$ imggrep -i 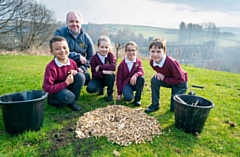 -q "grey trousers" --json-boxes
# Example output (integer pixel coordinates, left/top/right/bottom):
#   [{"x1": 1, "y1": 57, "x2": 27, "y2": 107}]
[
  {"x1": 151, "y1": 76, "x2": 187, "y2": 111},
  {"x1": 47, "y1": 72, "x2": 85, "y2": 107}
]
